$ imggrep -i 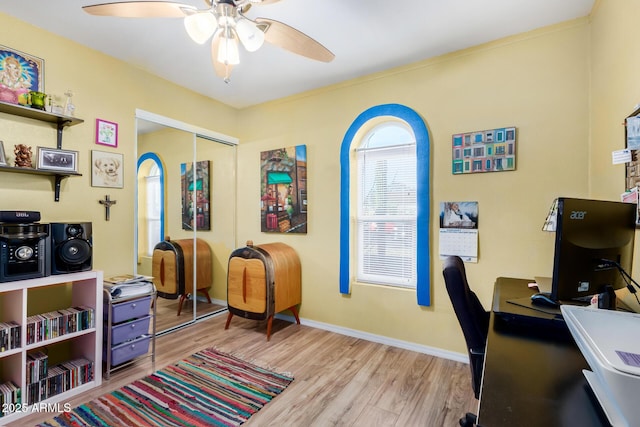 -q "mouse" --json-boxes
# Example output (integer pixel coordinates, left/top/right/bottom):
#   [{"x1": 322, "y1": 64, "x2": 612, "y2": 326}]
[{"x1": 530, "y1": 292, "x2": 560, "y2": 308}]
